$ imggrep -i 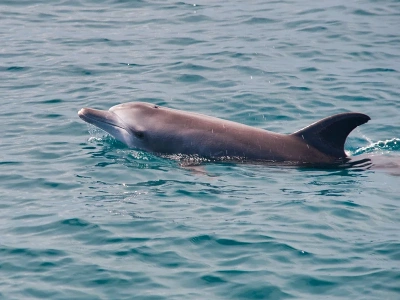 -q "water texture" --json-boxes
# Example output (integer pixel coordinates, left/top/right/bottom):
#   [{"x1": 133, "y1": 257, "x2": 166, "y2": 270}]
[{"x1": 1, "y1": 0, "x2": 399, "y2": 299}]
